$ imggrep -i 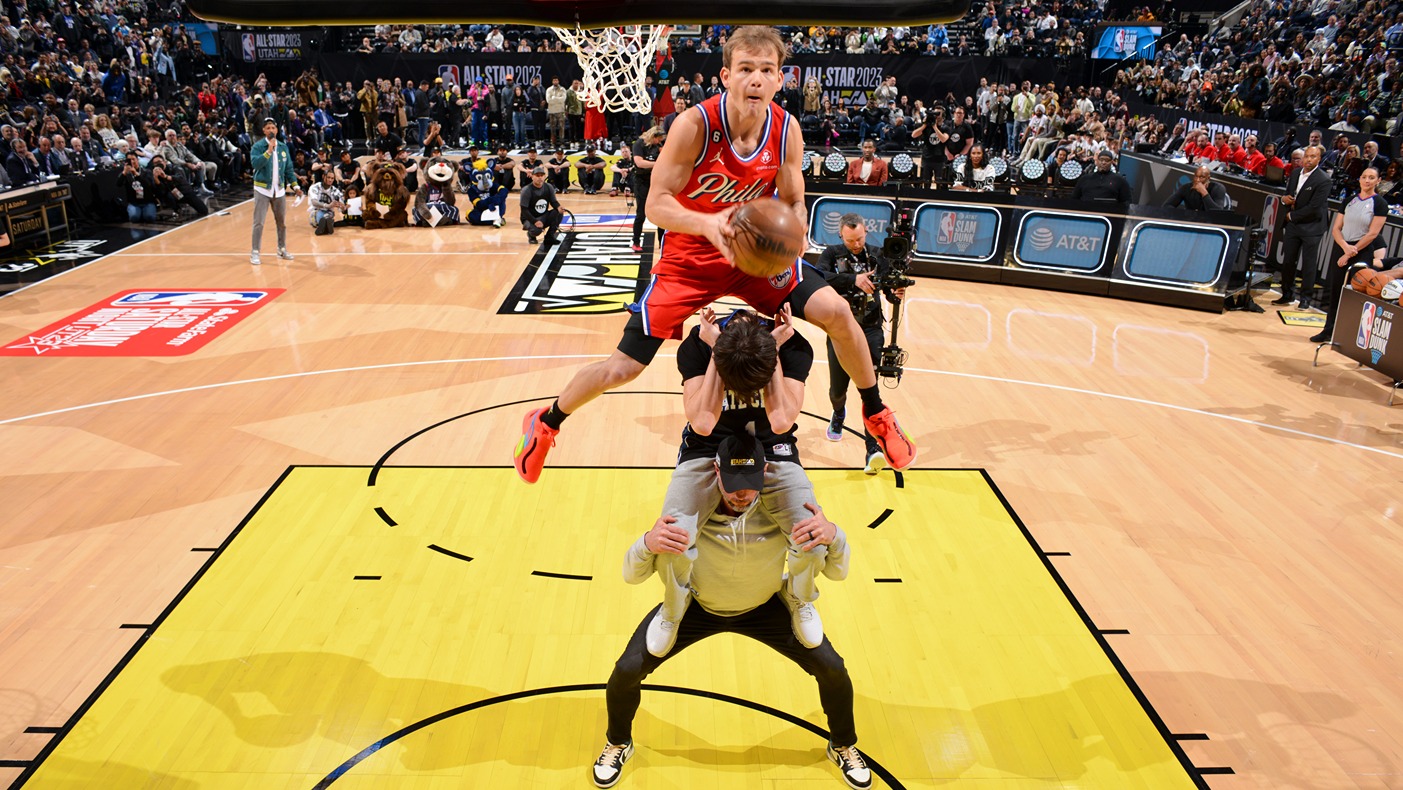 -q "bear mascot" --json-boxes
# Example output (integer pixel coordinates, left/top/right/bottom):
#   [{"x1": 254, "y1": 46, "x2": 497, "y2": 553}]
[
  {"x1": 413, "y1": 156, "x2": 461, "y2": 227},
  {"x1": 465, "y1": 166, "x2": 509, "y2": 227},
  {"x1": 363, "y1": 161, "x2": 410, "y2": 229}
]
